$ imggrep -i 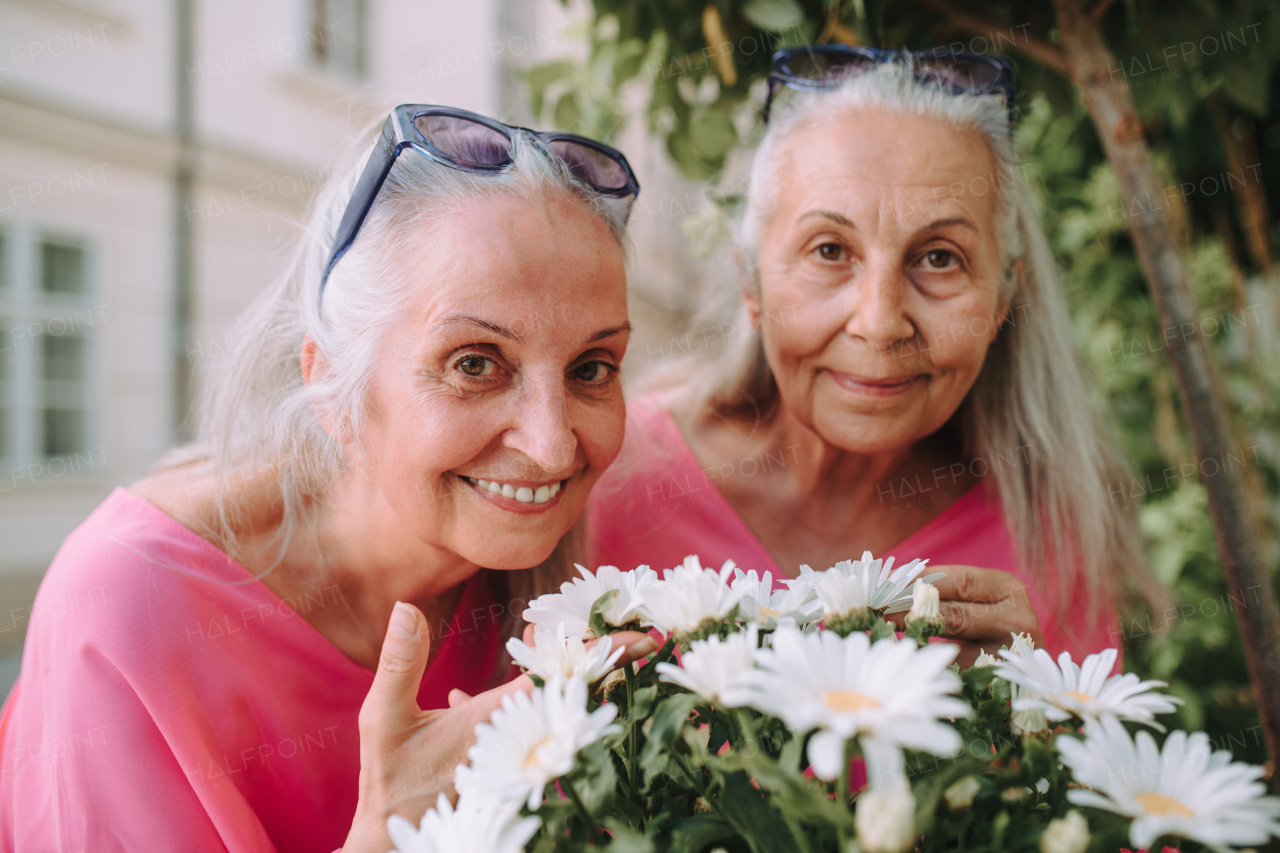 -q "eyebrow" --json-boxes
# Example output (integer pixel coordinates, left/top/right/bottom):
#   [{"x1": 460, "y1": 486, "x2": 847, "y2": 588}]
[
  {"x1": 798, "y1": 209, "x2": 856, "y2": 228},
  {"x1": 434, "y1": 314, "x2": 524, "y2": 342},
  {"x1": 434, "y1": 314, "x2": 632, "y2": 345},
  {"x1": 921, "y1": 216, "x2": 979, "y2": 233},
  {"x1": 589, "y1": 322, "x2": 632, "y2": 343}
]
